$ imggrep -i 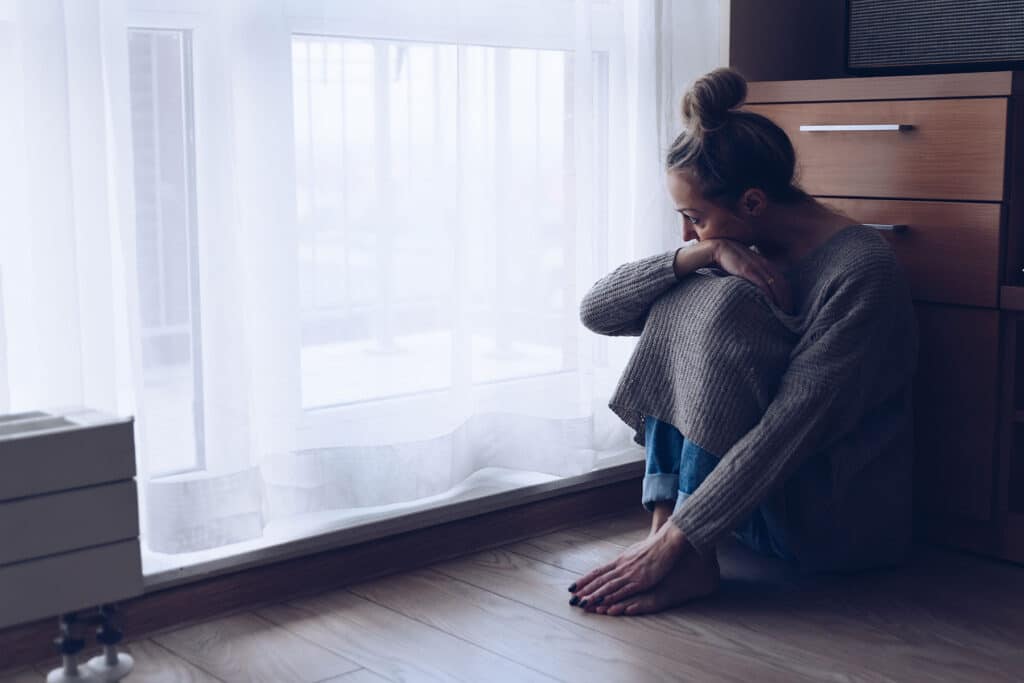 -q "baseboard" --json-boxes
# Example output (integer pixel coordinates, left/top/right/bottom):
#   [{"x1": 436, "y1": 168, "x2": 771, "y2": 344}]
[{"x1": 0, "y1": 475, "x2": 642, "y2": 672}]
